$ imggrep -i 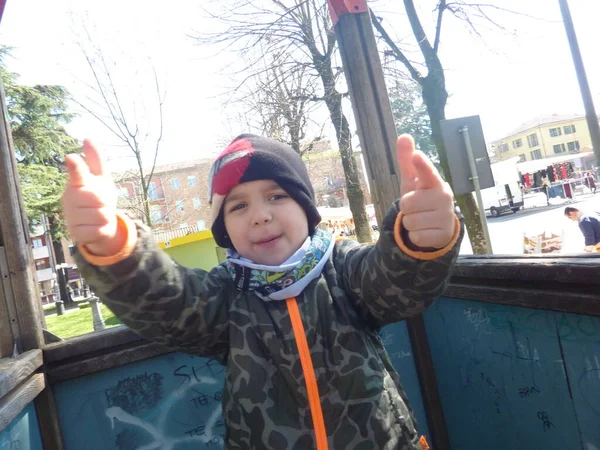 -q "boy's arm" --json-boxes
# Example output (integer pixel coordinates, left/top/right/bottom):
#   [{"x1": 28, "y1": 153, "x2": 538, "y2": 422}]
[
  {"x1": 335, "y1": 201, "x2": 464, "y2": 328},
  {"x1": 75, "y1": 214, "x2": 232, "y2": 362}
]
